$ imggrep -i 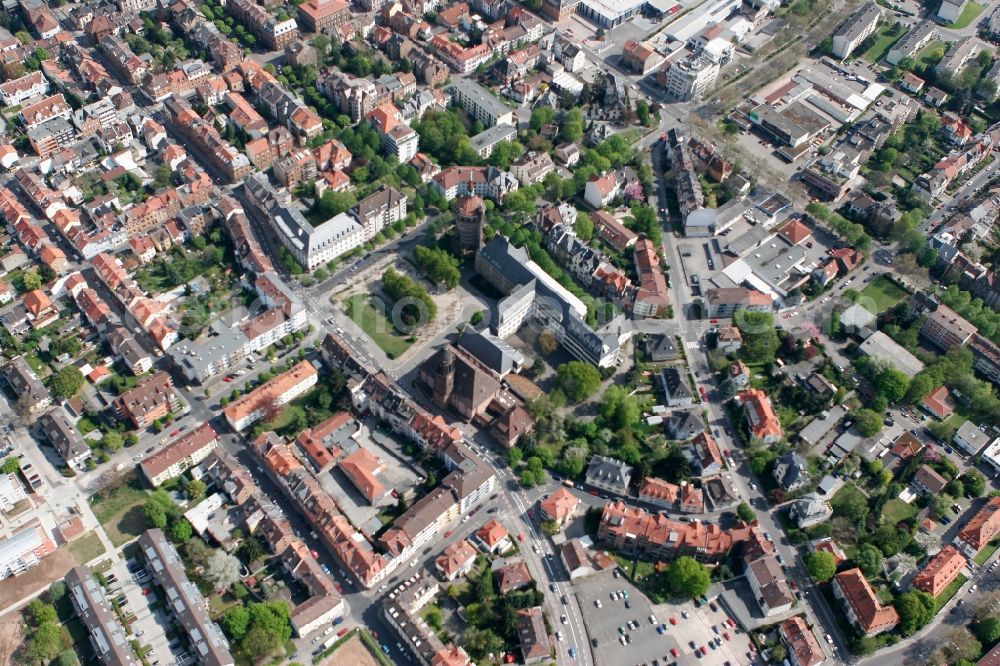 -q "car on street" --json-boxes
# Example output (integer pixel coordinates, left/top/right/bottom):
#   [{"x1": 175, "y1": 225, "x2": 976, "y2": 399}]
[
  {"x1": 825, "y1": 634, "x2": 833, "y2": 644},
  {"x1": 561, "y1": 615, "x2": 568, "y2": 624},
  {"x1": 669, "y1": 616, "x2": 678, "y2": 625},
  {"x1": 594, "y1": 599, "x2": 602, "y2": 608}
]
